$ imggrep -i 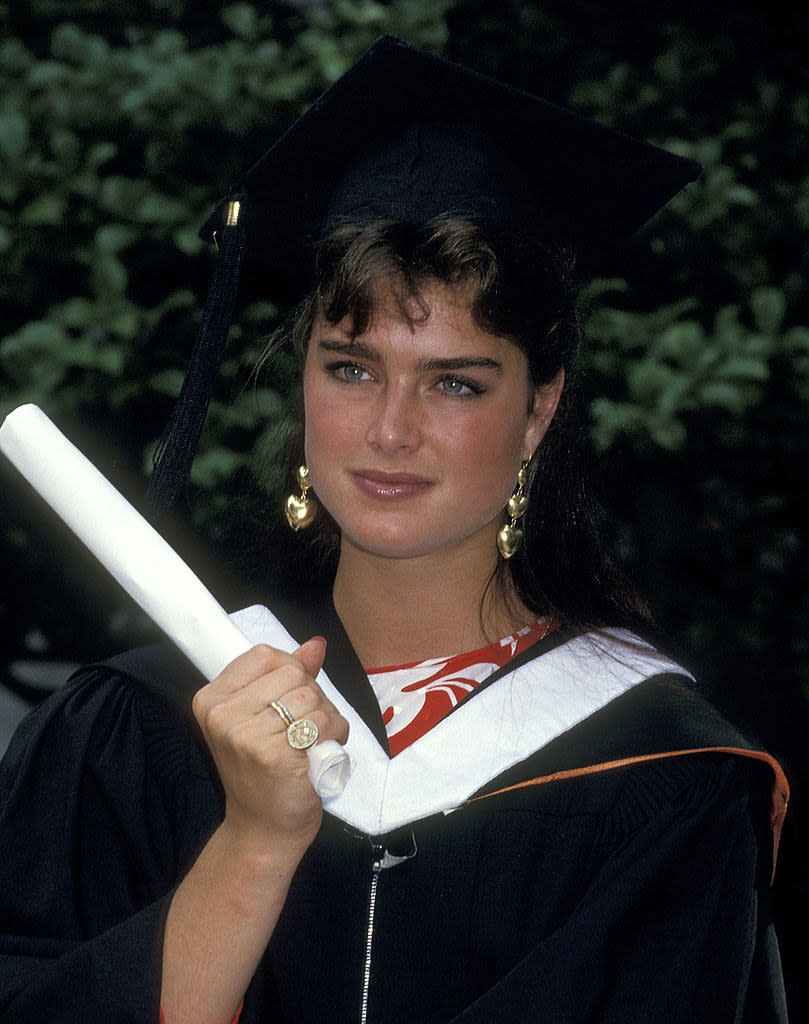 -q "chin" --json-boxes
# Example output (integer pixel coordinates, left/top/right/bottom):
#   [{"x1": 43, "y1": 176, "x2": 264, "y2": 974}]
[
  {"x1": 340, "y1": 520, "x2": 501, "y2": 563},
  {"x1": 344, "y1": 532, "x2": 435, "y2": 561}
]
